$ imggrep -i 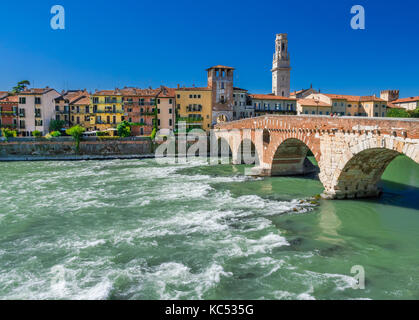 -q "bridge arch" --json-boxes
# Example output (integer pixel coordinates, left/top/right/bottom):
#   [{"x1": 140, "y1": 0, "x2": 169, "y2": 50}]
[
  {"x1": 324, "y1": 139, "x2": 419, "y2": 199},
  {"x1": 266, "y1": 137, "x2": 319, "y2": 176}
]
